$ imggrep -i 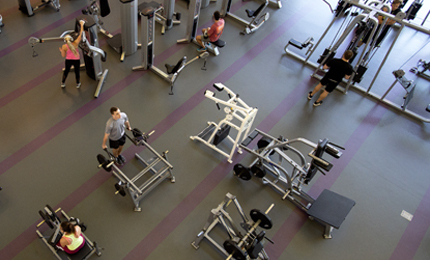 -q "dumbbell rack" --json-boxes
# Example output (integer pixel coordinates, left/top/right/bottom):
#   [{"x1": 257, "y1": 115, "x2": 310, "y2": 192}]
[
  {"x1": 97, "y1": 130, "x2": 175, "y2": 212},
  {"x1": 236, "y1": 129, "x2": 355, "y2": 239},
  {"x1": 191, "y1": 192, "x2": 273, "y2": 260}
]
